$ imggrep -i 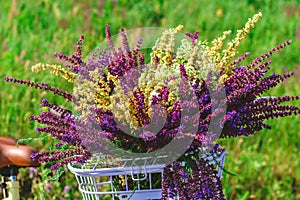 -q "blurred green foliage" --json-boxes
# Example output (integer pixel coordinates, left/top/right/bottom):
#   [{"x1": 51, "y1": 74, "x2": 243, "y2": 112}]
[{"x1": 0, "y1": 0, "x2": 299, "y2": 199}]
